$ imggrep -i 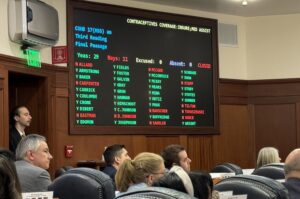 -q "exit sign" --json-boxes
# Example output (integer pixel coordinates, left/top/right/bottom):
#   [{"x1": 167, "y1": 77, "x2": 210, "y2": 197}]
[{"x1": 25, "y1": 48, "x2": 41, "y2": 68}]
